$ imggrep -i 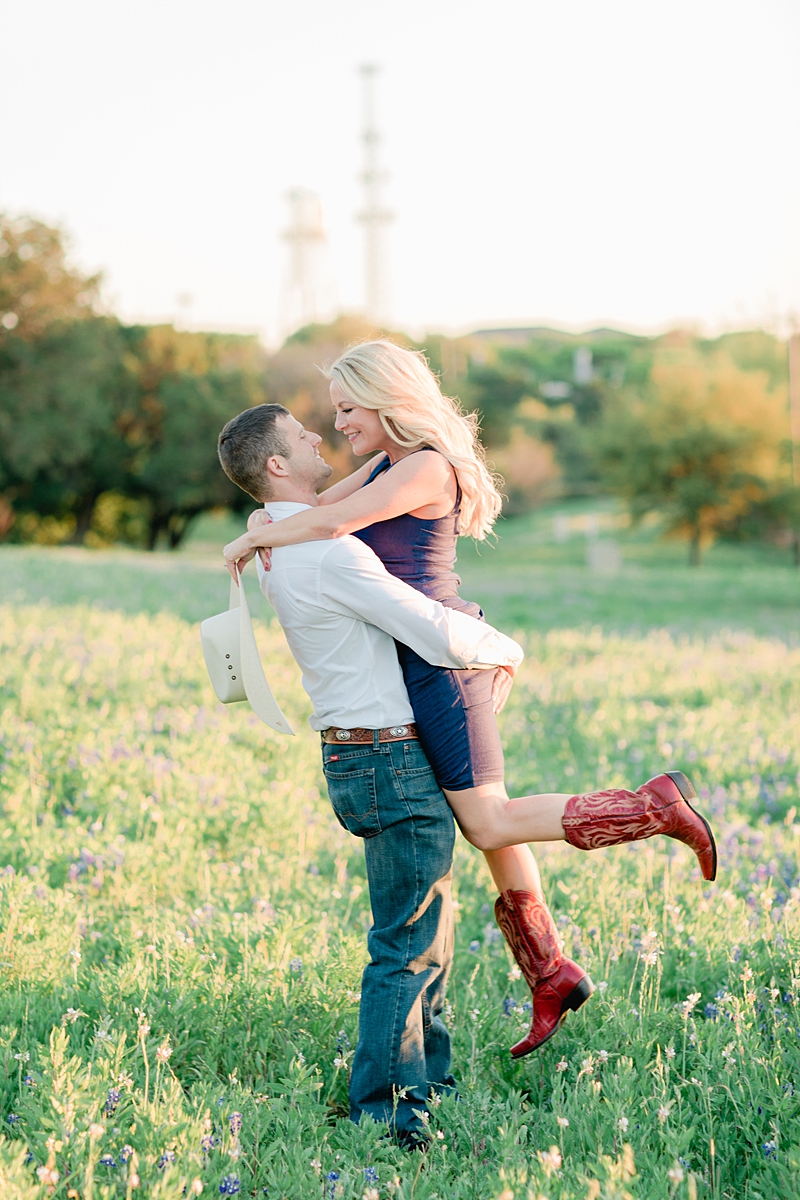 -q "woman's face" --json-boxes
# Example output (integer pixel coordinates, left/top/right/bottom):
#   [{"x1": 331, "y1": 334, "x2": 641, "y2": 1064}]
[{"x1": 330, "y1": 380, "x2": 387, "y2": 456}]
